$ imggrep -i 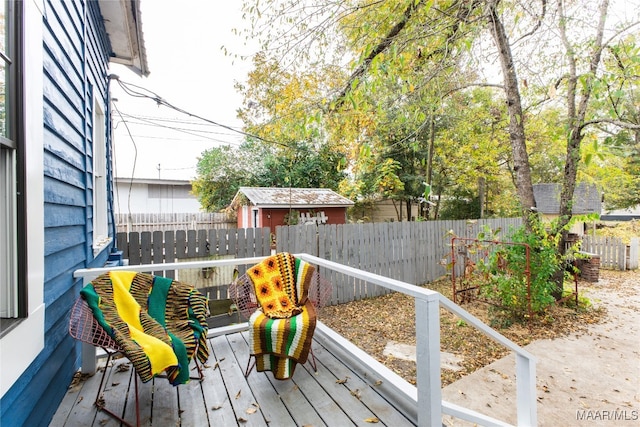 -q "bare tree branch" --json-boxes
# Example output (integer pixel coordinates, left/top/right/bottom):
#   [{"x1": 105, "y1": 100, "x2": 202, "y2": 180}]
[
  {"x1": 581, "y1": 118, "x2": 640, "y2": 131},
  {"x1": 512, "y1": 0, "x2": 547, "y2": 44}
]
